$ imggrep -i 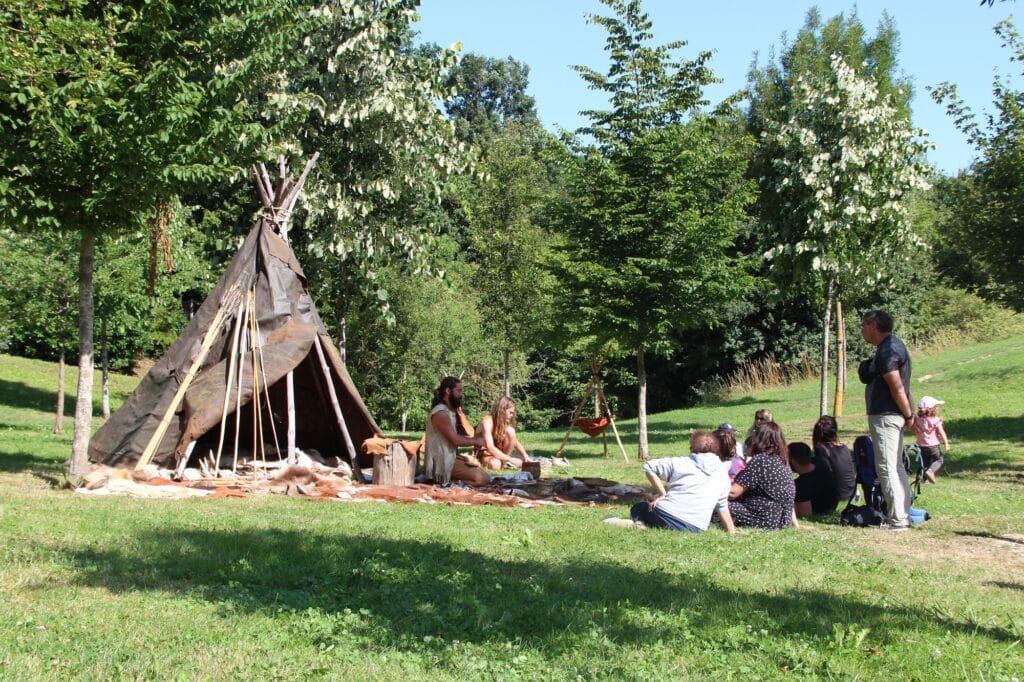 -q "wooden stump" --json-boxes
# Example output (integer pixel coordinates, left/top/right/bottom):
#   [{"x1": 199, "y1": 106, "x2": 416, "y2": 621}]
[
  {"x1": 521, "y1": 461, "x2": 541, "y2": 479},
  {"x1": 372, "y1": 442, "x2": 414, "y2": 486}
]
